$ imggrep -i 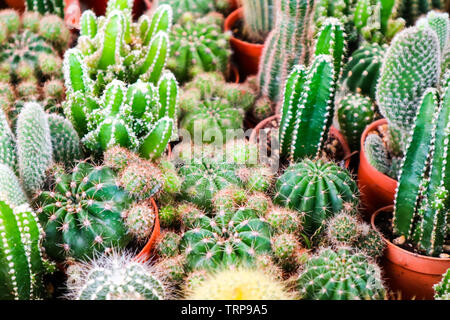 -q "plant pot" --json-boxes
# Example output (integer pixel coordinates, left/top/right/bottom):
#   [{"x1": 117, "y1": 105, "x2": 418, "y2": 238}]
[
  {"x1": 85, "y1": 0, "x2": 147, "y2": 18},
  {"x1": 134, "y1": 197, "x2": 161, "y2": 262},
  {"x1": 224, "y1": 8, "x2": 264, "y2": 78},
  {"x1": 358, "y1": 119, "x2": 397, "y2": 219},
  {"x1": 371, "y1": 206, "x2": 450, "y2": 300},
  {"x1": 4, "y1": 0, "x2": 25, "y2": 11},
  {"x1": 249, "y1": 114, "x2": 352, "y2": 169}
]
